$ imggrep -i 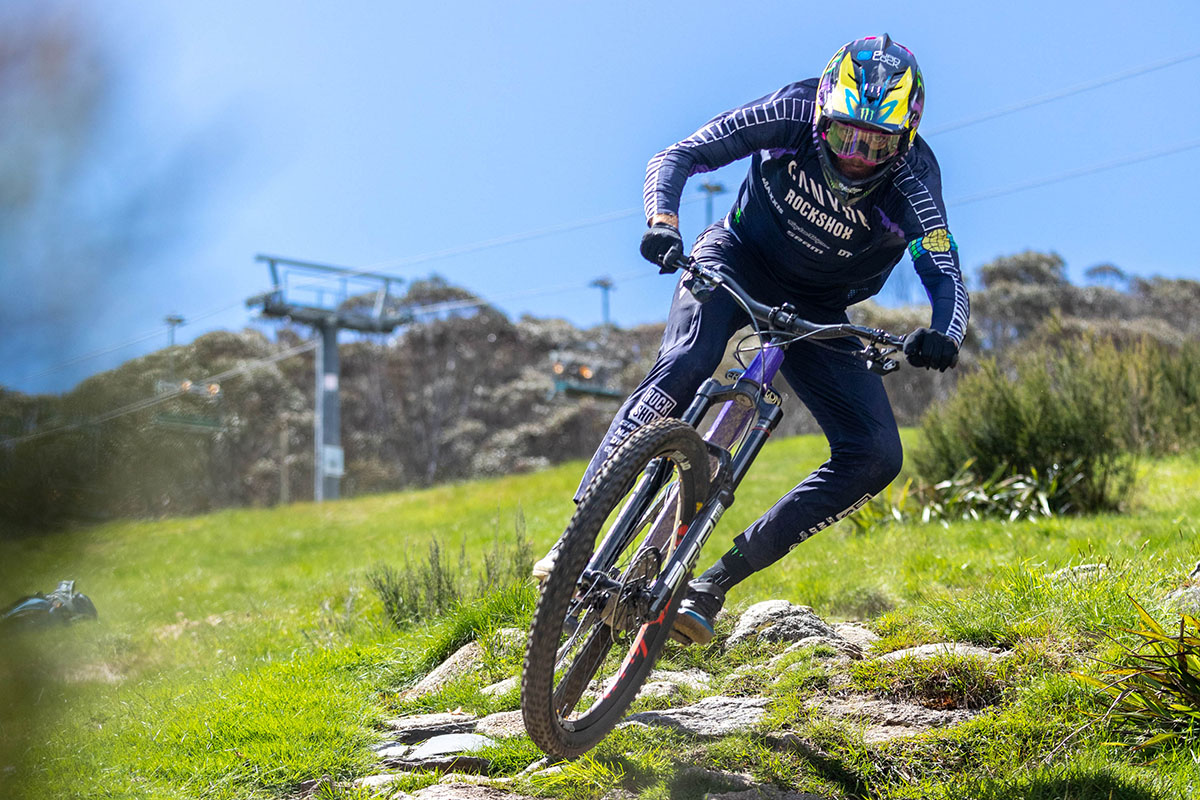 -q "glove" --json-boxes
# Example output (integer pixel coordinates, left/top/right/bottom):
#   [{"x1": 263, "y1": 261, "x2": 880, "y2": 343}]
[
  {"x1": 903, "y1": 328, "x2": 959, "y2": 371},
  {"x1": 640, "y1": 223, "x2": 684, "y2": 273}
]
